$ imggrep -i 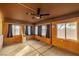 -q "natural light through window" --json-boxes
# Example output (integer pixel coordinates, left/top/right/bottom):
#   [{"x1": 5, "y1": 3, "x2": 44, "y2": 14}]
[
  {"x1": 57, "y1": 23, "x2": 65, "y2": 39},
  {"x1": 42, "y1": 25, "x2": 47, "y2": 37},
  {"x1": 28, "y1": 26, "x2": 31, "y2": 35},
  {"x1": 66, "y1": 22, "x2": 77, "y2": 40},
  {"x1": 57, "y1": 22, "x2": 78, "y2": 40},
  {"x1": 12, "y1": 25, "x2": 20, "y2": 36},
  {"x1": 35, "y1": 26, "x2": 38, "y2": 35}
]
